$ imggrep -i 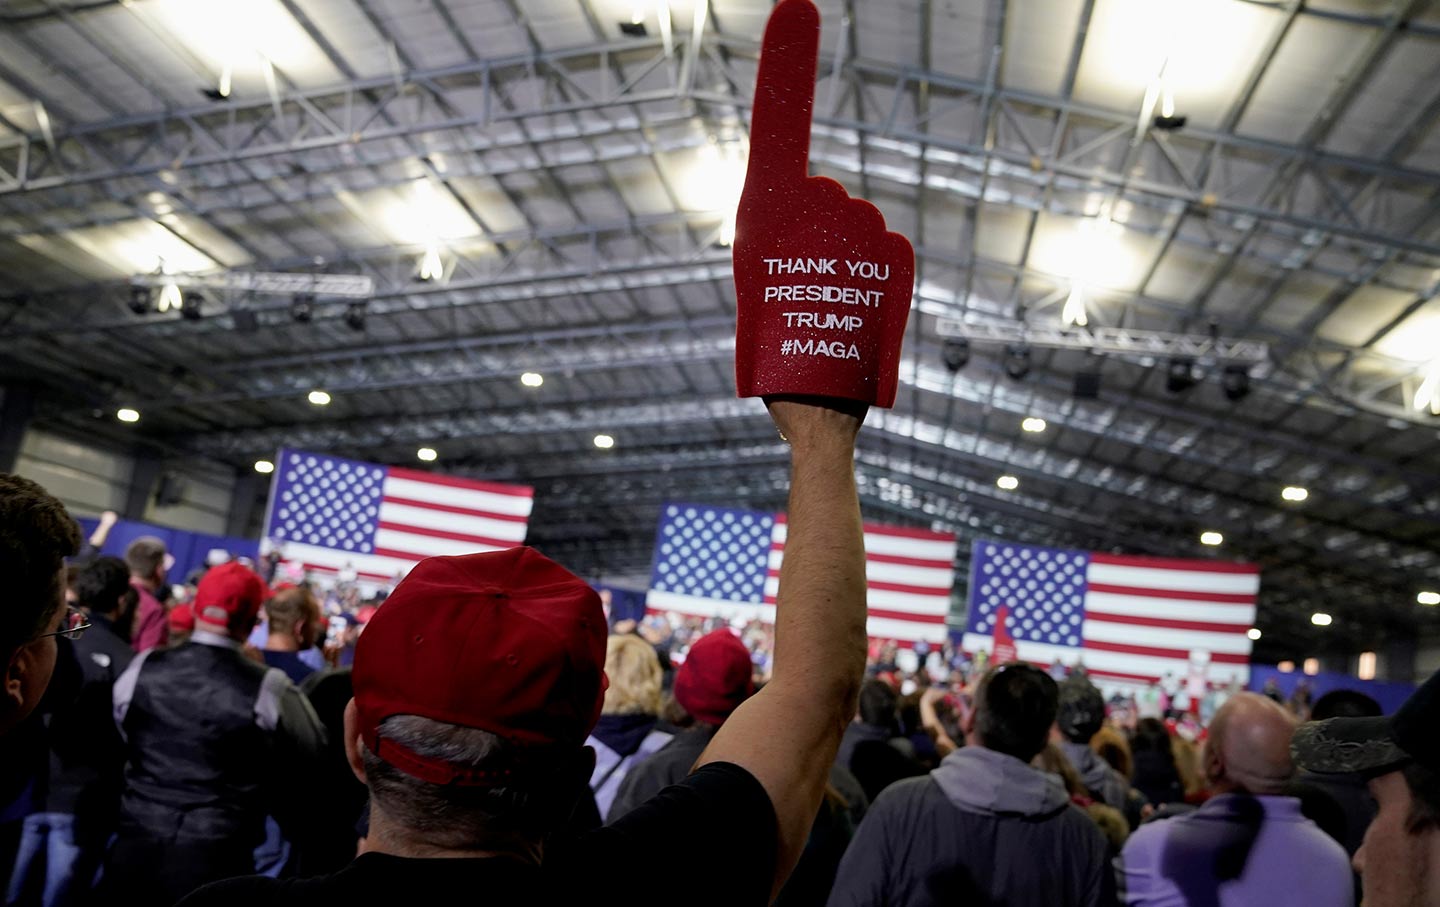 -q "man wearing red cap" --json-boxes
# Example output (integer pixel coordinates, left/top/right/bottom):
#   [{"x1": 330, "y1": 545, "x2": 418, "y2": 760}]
[
  {"x1": 100, "y1": 562, "x2": 326, "y2": 904},
  {"x1": 178, "y1": 400, "x2": 869, "y2": 905}
]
